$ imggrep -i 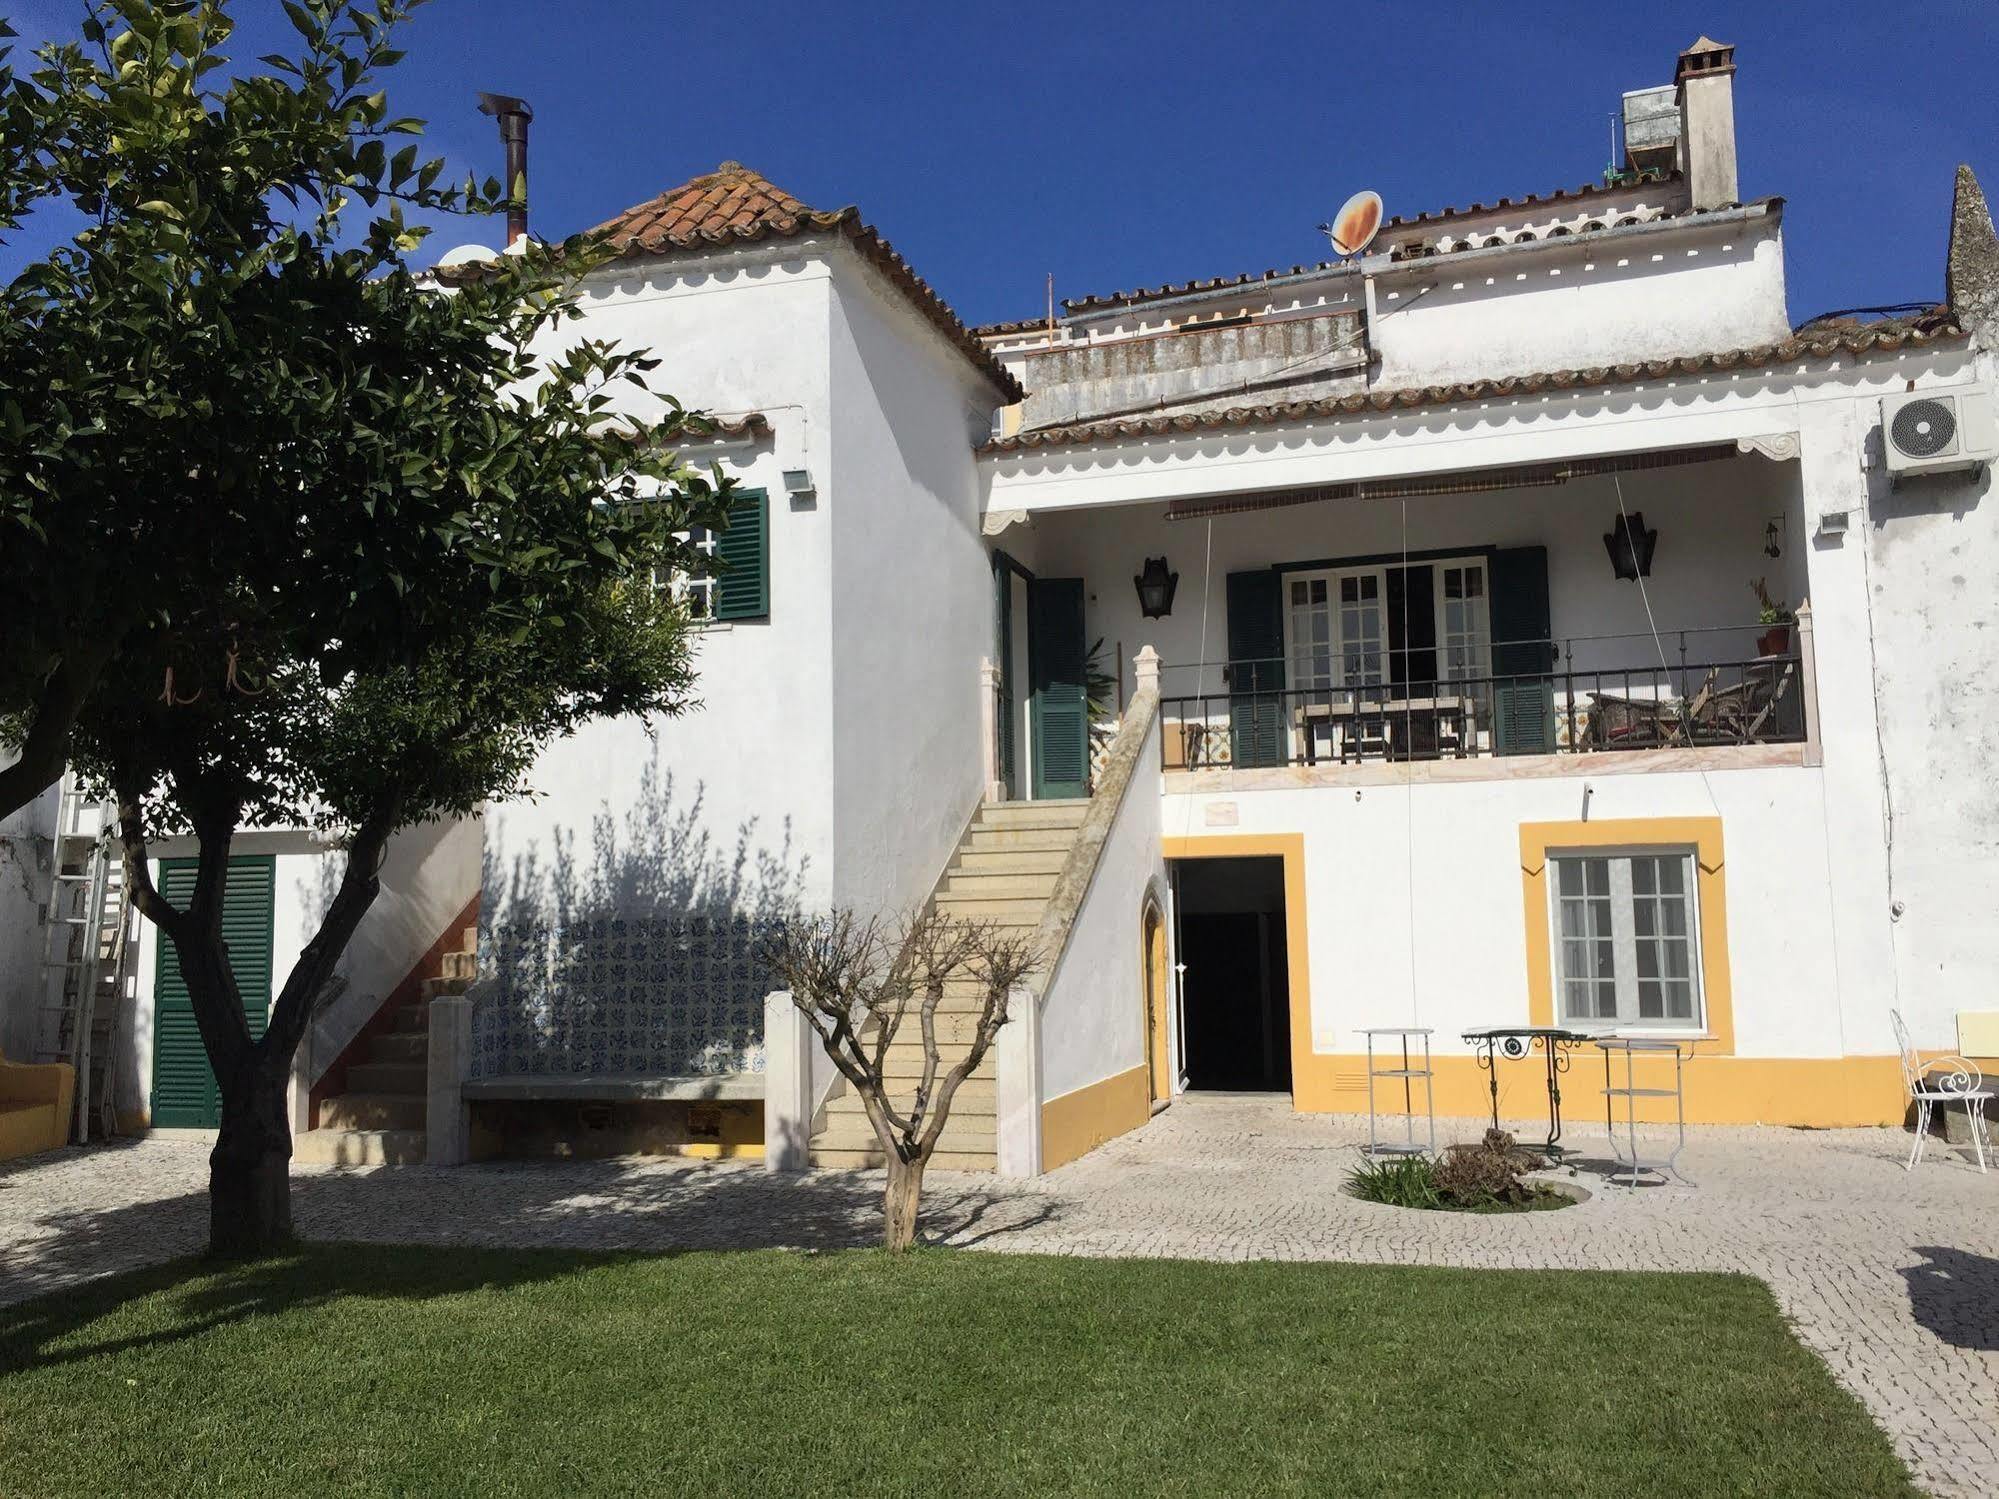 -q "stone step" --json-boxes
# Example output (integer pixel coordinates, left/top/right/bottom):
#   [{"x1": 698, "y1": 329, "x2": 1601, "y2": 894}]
[
  {"x1": 861, "y1": 1012, "x2": 999, "y2": 1043},
  {"x1": 940, "y1": 870, "x2": 1061, "y2": 900},
  {"x1": 392, "y1": 1004, "x2": 430, "y2": 1034},
  {"x1": 347, "y1": 1060, "x2": 426, "y2": 1094},
  {"x1": 964, "y1": 827, "x2": 1079, "y2": 853},
  {"x1": 808, "y1": 1146, "x2": 995, "y2": 1172},
  {"x1": 369, "y1": 1032, "x2": 426, "y2": 1064},
  {"x1": 820, "y1": 1076, "x2": 996, "y2": 1107},
  {"x1": 930, "y1": 893, "x2": 1046, "y2": 925},
  {"x1": 976, "y1": 800, "x2": 1091, "y2": 829},
  {"x1": 811, "y1": 1112, "x2": 996, "y2": 1152},
  {"x1": 951, "y1": 847, "x2": 1071, "y2": 875},
  {"x1": 293, "y1": 1127, "x2": 426, "y2": 1167},
  {"x1": 318, "y1": 1092, "x2": 425, "y2": 1131}
]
